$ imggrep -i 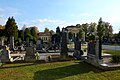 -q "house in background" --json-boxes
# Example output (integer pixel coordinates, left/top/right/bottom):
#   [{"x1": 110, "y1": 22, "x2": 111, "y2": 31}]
[
  {"x1": 65, "y1": 25, "x2": 80, "y2": 37},
  {"x1": 37, "y1": 32, "x2": 51, "y2": 43}
]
